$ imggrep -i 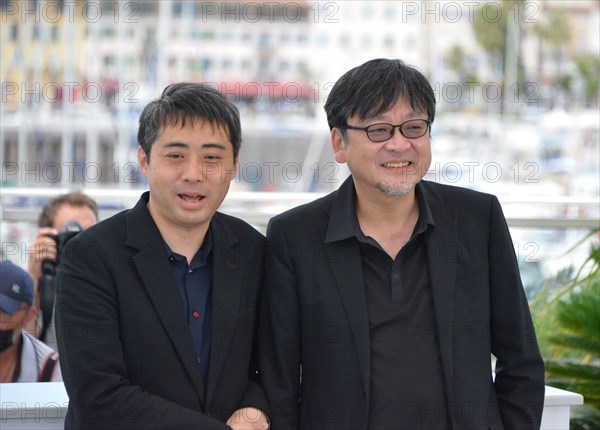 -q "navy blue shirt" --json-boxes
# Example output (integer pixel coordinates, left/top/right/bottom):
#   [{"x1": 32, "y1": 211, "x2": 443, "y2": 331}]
[{"x1": 165, "y1": 230, "x2": 213, "y2": 385}]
